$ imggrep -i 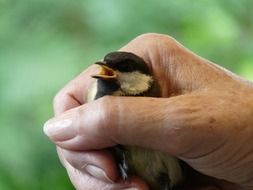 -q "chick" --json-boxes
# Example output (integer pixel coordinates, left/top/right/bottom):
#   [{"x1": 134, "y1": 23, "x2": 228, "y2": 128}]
[{"x1": 88, "y1": 52, "x2": 183, "y2": 190}]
